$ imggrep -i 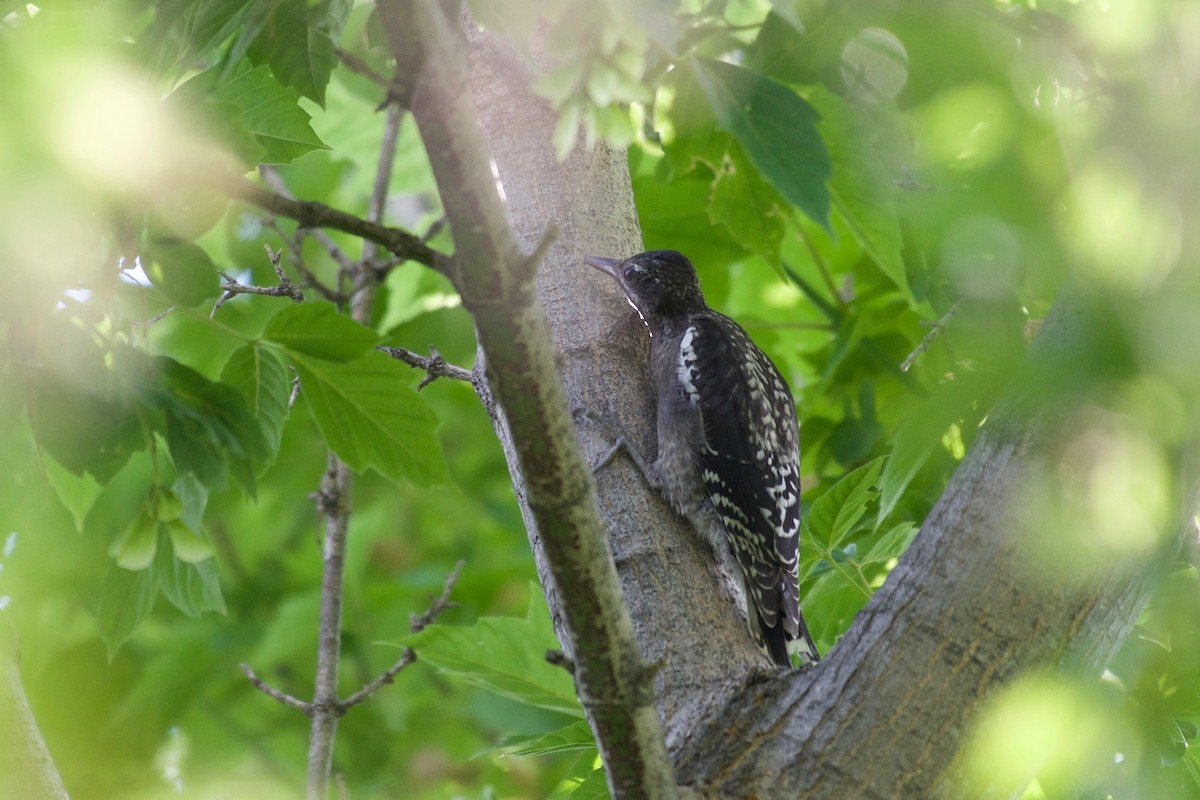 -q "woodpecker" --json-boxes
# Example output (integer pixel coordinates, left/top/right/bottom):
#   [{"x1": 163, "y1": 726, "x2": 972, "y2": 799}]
[{"x1": 586, "y1": 249, "x2": 818, "y2": 667}]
